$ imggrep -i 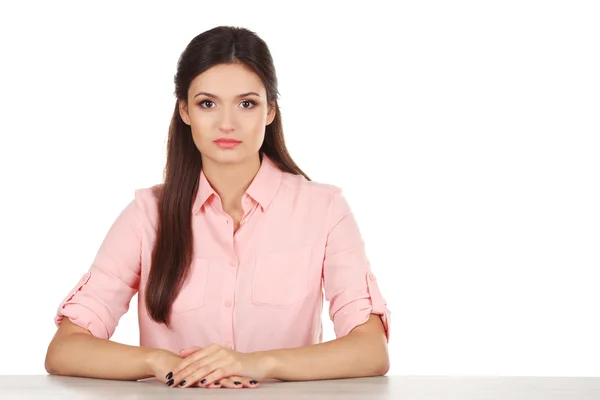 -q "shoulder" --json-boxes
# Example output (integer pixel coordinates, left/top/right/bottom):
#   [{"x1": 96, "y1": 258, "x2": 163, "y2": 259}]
[
  {"x1": 130, "y1": 183, "x2": 162, "y2": 221},
  {"x1": 280, "y1": 171, "x2": 343, "y2": 203},
  {"x1": 278, "y1": 173, "x2": 353, "y2": 230}
]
